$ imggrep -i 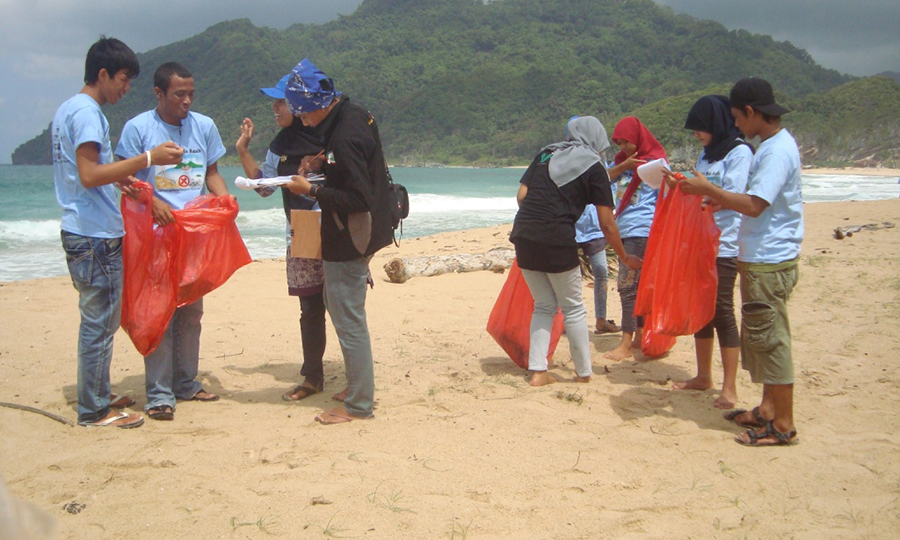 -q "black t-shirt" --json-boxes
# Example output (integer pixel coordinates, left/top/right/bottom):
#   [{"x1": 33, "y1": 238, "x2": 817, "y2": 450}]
[{"x1": 510, "y1": 152, "x2": 614, "y2": 273}]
